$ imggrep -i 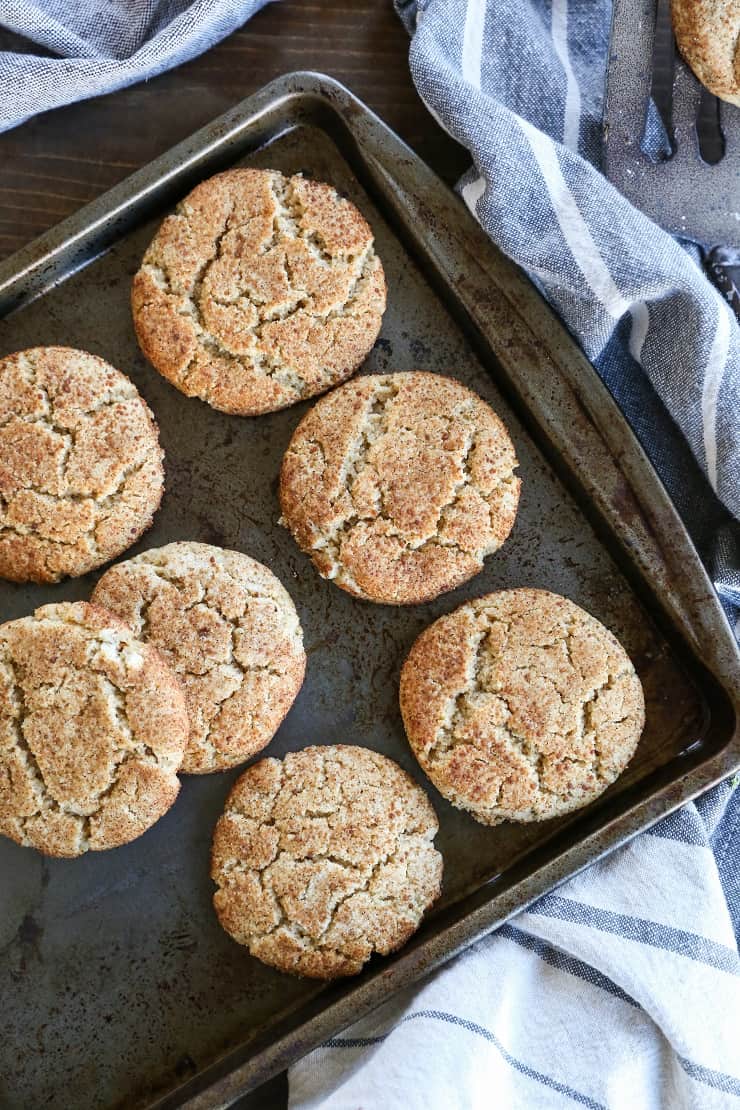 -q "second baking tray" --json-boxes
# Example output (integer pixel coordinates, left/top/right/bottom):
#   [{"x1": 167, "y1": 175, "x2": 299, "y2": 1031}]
[{"x1": 0, "y1": 73, "x2": 738, "y2": 1110}]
